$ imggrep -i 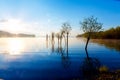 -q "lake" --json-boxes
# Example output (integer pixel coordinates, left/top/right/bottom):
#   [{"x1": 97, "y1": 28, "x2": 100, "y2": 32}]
[{"x1": 0, "y1": 37, "x2": 120, "y2": 80}]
